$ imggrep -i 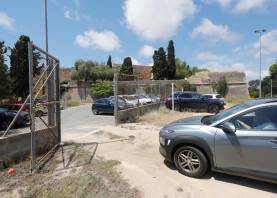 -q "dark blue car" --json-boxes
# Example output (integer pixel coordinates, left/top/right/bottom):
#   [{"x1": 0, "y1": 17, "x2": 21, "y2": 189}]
[
  {"x1": 91, "y1": 98, "x2": 126, "y2": 115},
  {"x1": 165, "y1": 91, "x2": 224, "y2": 113},
  {"x1": 0, "y1": 107, "x2": 30, "y2": 130}
]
